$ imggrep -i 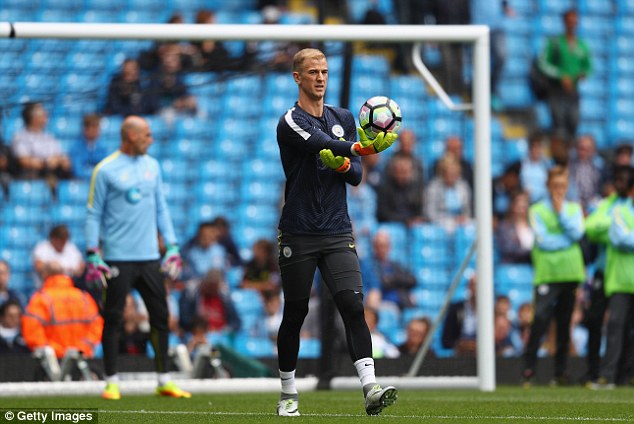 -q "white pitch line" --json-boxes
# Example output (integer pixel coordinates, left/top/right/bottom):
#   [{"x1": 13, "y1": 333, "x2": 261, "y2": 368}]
[{"x1": 99, "y1": 410, "x2": 633, "y2": 421}]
